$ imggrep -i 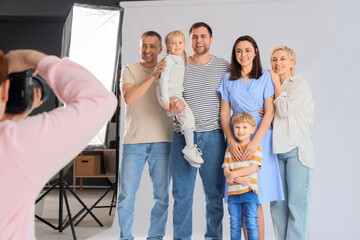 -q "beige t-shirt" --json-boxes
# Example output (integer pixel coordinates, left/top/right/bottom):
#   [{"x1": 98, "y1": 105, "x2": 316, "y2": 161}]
[{"x1": 120, "y1": 62, "x2": 173, "y2": 144}]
